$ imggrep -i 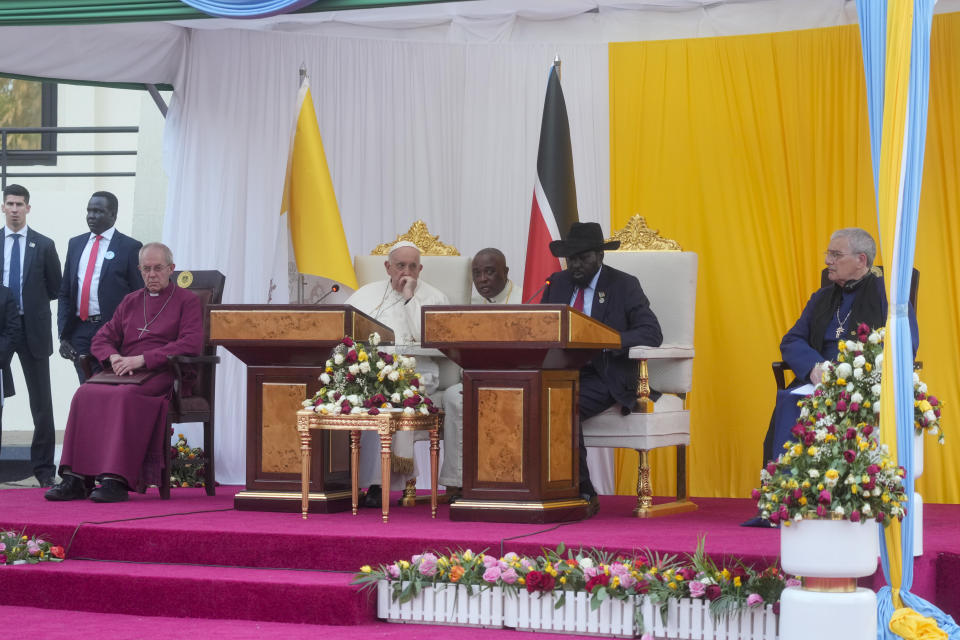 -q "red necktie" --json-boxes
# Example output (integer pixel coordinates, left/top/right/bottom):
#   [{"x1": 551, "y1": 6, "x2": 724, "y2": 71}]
[
  {"x1": 78, "y1": 235, "x2": 103, "y2": 321},
  {"x1": 572, "y1": 287, "x2": 585, "y2": 312}
]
